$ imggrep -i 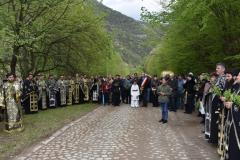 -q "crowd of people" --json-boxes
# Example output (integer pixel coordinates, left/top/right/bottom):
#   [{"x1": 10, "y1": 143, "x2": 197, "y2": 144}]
[
  {"x1": 177, "y1": 63, "x2": 239, "y2": 160},
  {"x1": 0, "y1": 62, "x2": 239, "y2": 160}
]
